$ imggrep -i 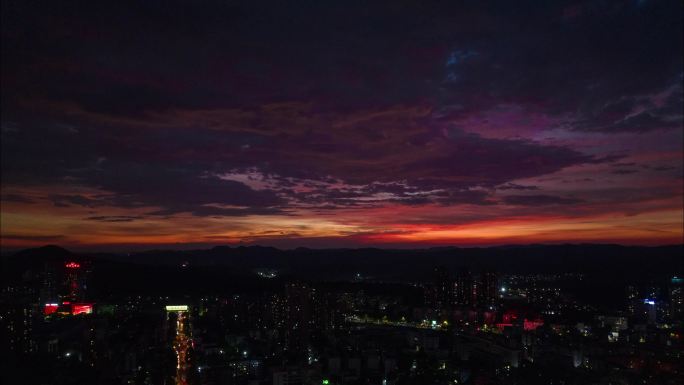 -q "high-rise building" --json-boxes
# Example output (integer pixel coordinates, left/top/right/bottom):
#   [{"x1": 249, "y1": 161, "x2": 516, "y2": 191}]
[
  {"x1": 626, "y1": 285, "x2": 640, "y2": 316},
  {"x1": 670, "y1": 276, "x2": 683, "y2": 321},
  {"x1": 64, "y1": 261, "x2": 87, "y2": 302},
  {"x1": 39, "y1": 259, "x2": 93, "y2": 317},
  {"x1": 477, "y1": 271, "x2": 498, "y2": 307},
  {"x1": 39, "y1": 261, "x2": 59, "y2": 305},
  {"x1": 455, "y1": 269, "x2": 474, "y2": 306},
  {"x1": 283, "y1": 282, "x2": 315, "y2": 351},
  {"x1": 0, "y1": 302, "x2": 37, "y2": 354},
  {"x1": 427, "y1": 266, "x2": 453, "y2": 310}
]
